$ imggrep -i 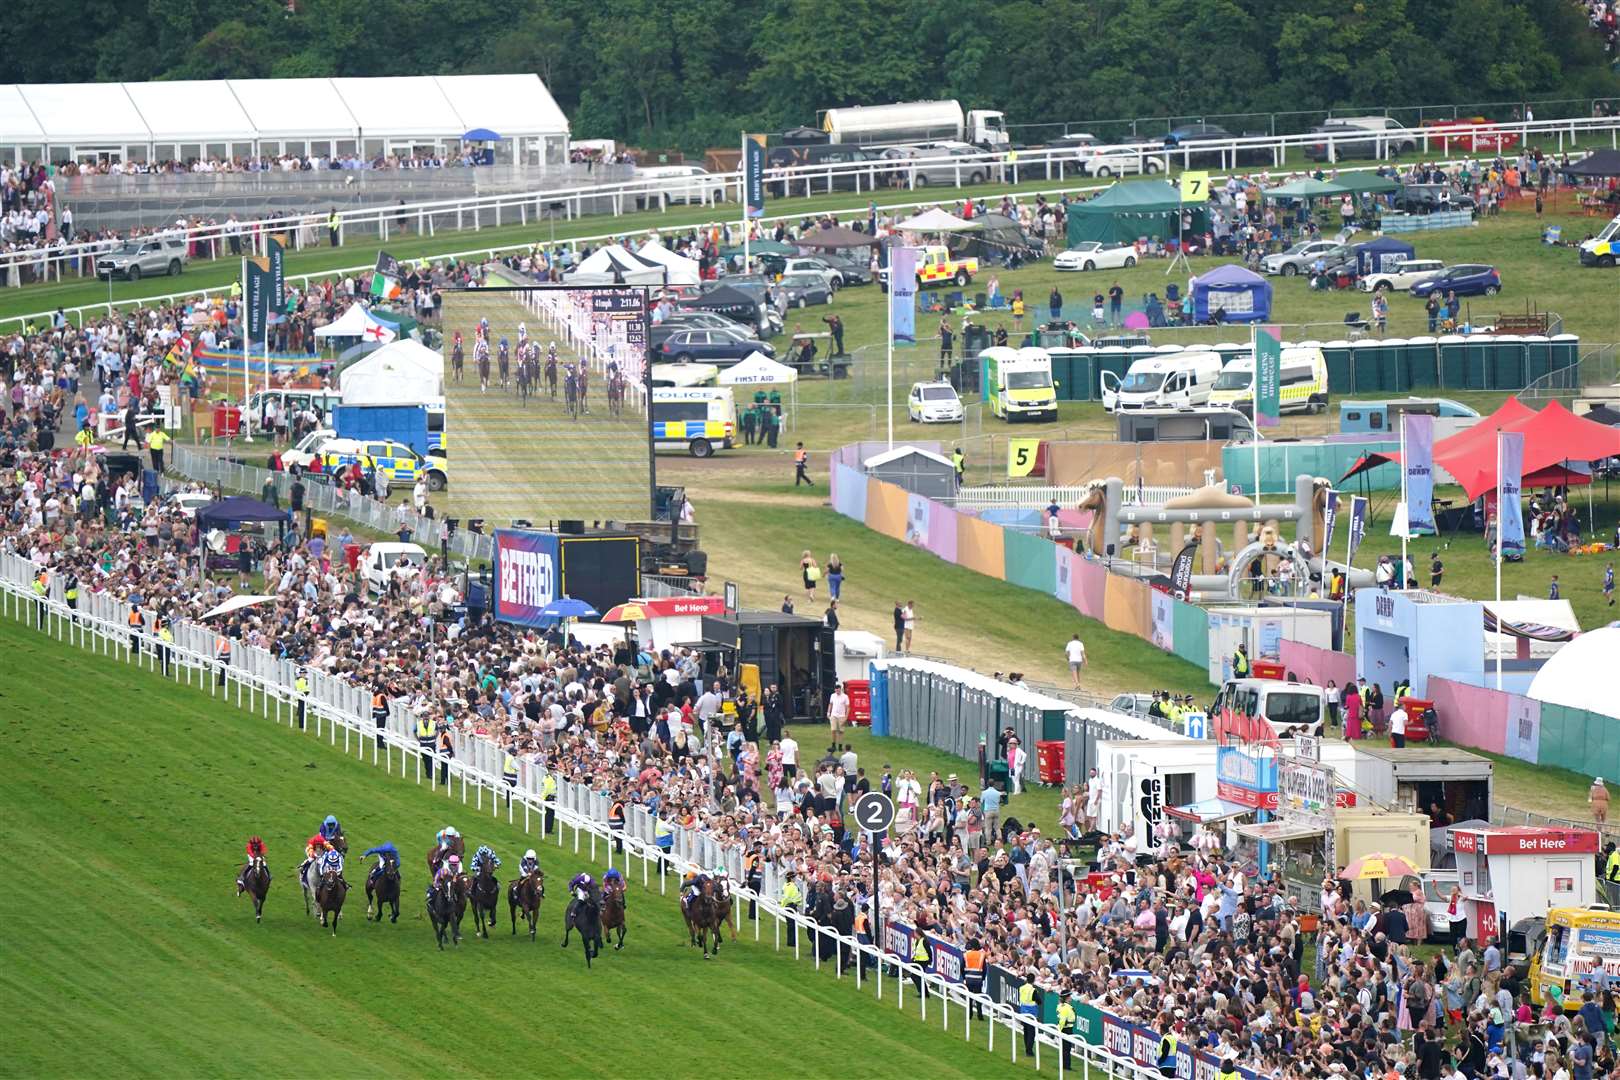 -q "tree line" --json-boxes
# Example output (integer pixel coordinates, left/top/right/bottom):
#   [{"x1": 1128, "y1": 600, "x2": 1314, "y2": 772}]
[{"x1": 10, "y1": 0, "x2": 1617, "y2": 151}]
